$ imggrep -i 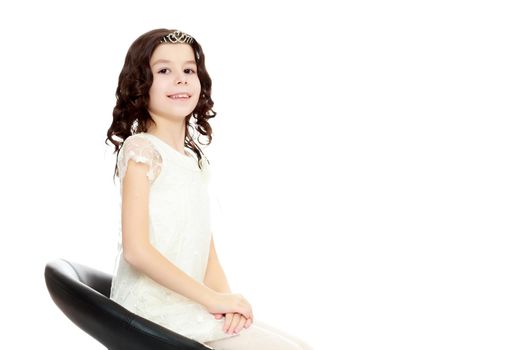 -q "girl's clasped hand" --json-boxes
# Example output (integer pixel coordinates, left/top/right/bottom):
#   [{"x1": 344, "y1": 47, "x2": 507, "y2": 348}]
[
  {"x1": 206, "y1": 292, "x2": 254, "y2": 335},
  {"x1": 212, "y1": 312, "x2": 252, "y2": 335}
]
